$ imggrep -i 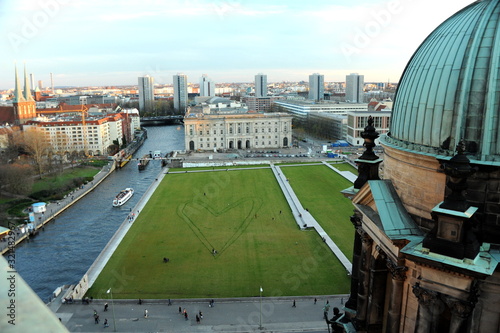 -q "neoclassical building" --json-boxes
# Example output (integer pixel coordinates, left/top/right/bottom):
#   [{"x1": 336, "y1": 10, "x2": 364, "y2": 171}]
[
  {"x1": 184, "y1": 98, "x2": 292, "y2": 151},
  {"x1": 342, "y1": 1, "x2": 500, "y2": 332}
]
